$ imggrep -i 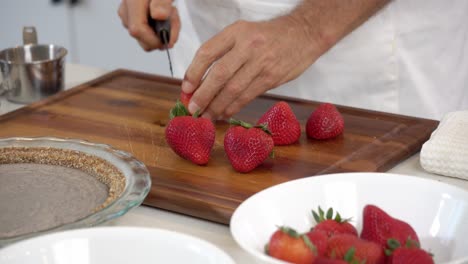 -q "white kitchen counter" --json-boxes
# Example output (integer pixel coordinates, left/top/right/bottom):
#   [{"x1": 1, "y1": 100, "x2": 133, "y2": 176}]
[{"x1": 2, "y1": 63, "x2": 468, "y2": 263}]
